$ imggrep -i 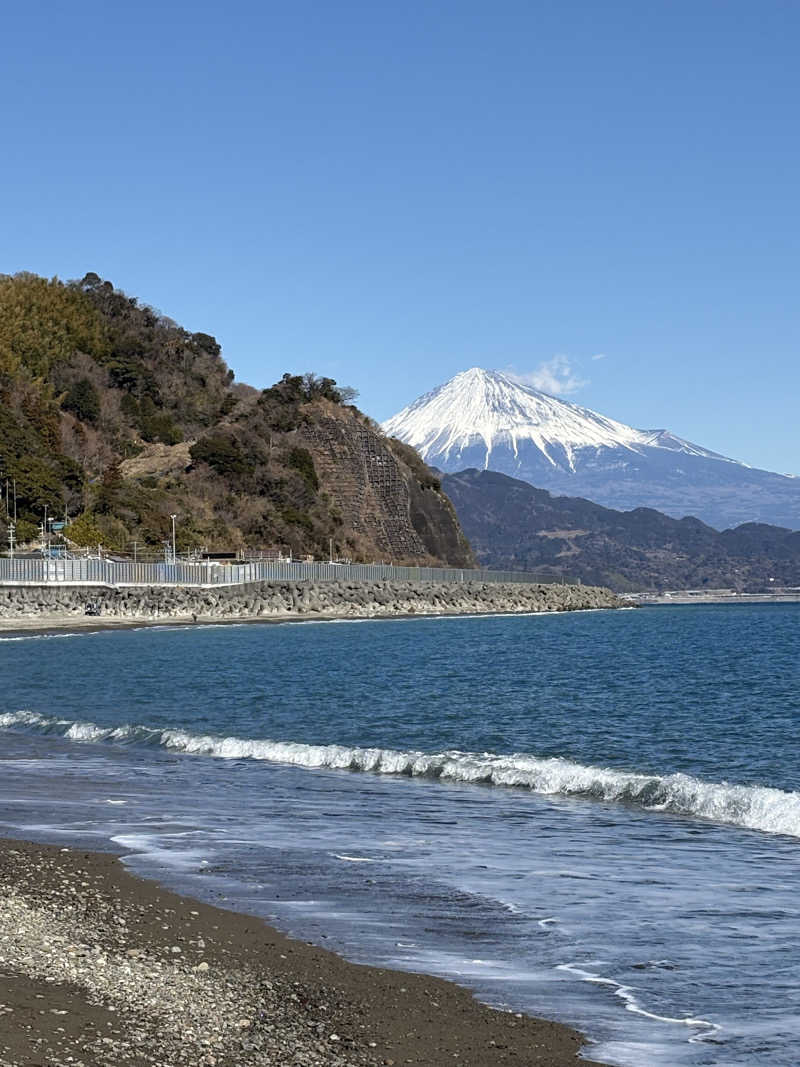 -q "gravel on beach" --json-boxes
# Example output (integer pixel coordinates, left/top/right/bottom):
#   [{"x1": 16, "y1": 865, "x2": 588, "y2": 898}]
[{"x1": 0, "y1": 839, "x2": 605, "y2": 1067}]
